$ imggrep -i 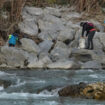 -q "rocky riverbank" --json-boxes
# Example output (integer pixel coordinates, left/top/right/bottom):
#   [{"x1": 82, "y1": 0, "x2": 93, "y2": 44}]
[{"x1": 0, "y1": 6, "x2": 105, "y2": 69}]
